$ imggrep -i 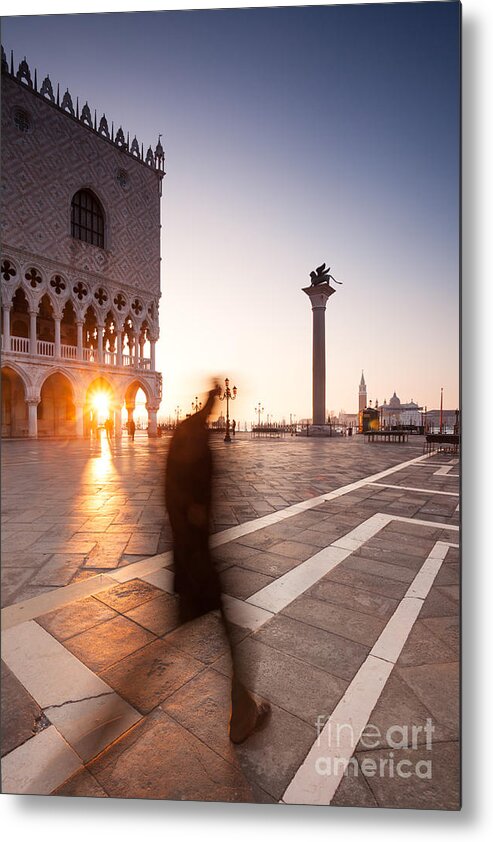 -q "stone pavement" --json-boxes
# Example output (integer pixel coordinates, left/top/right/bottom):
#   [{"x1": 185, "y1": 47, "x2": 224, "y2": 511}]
[{"x1": 1, "y1": 433, "x2": 460, "y2": 809}]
